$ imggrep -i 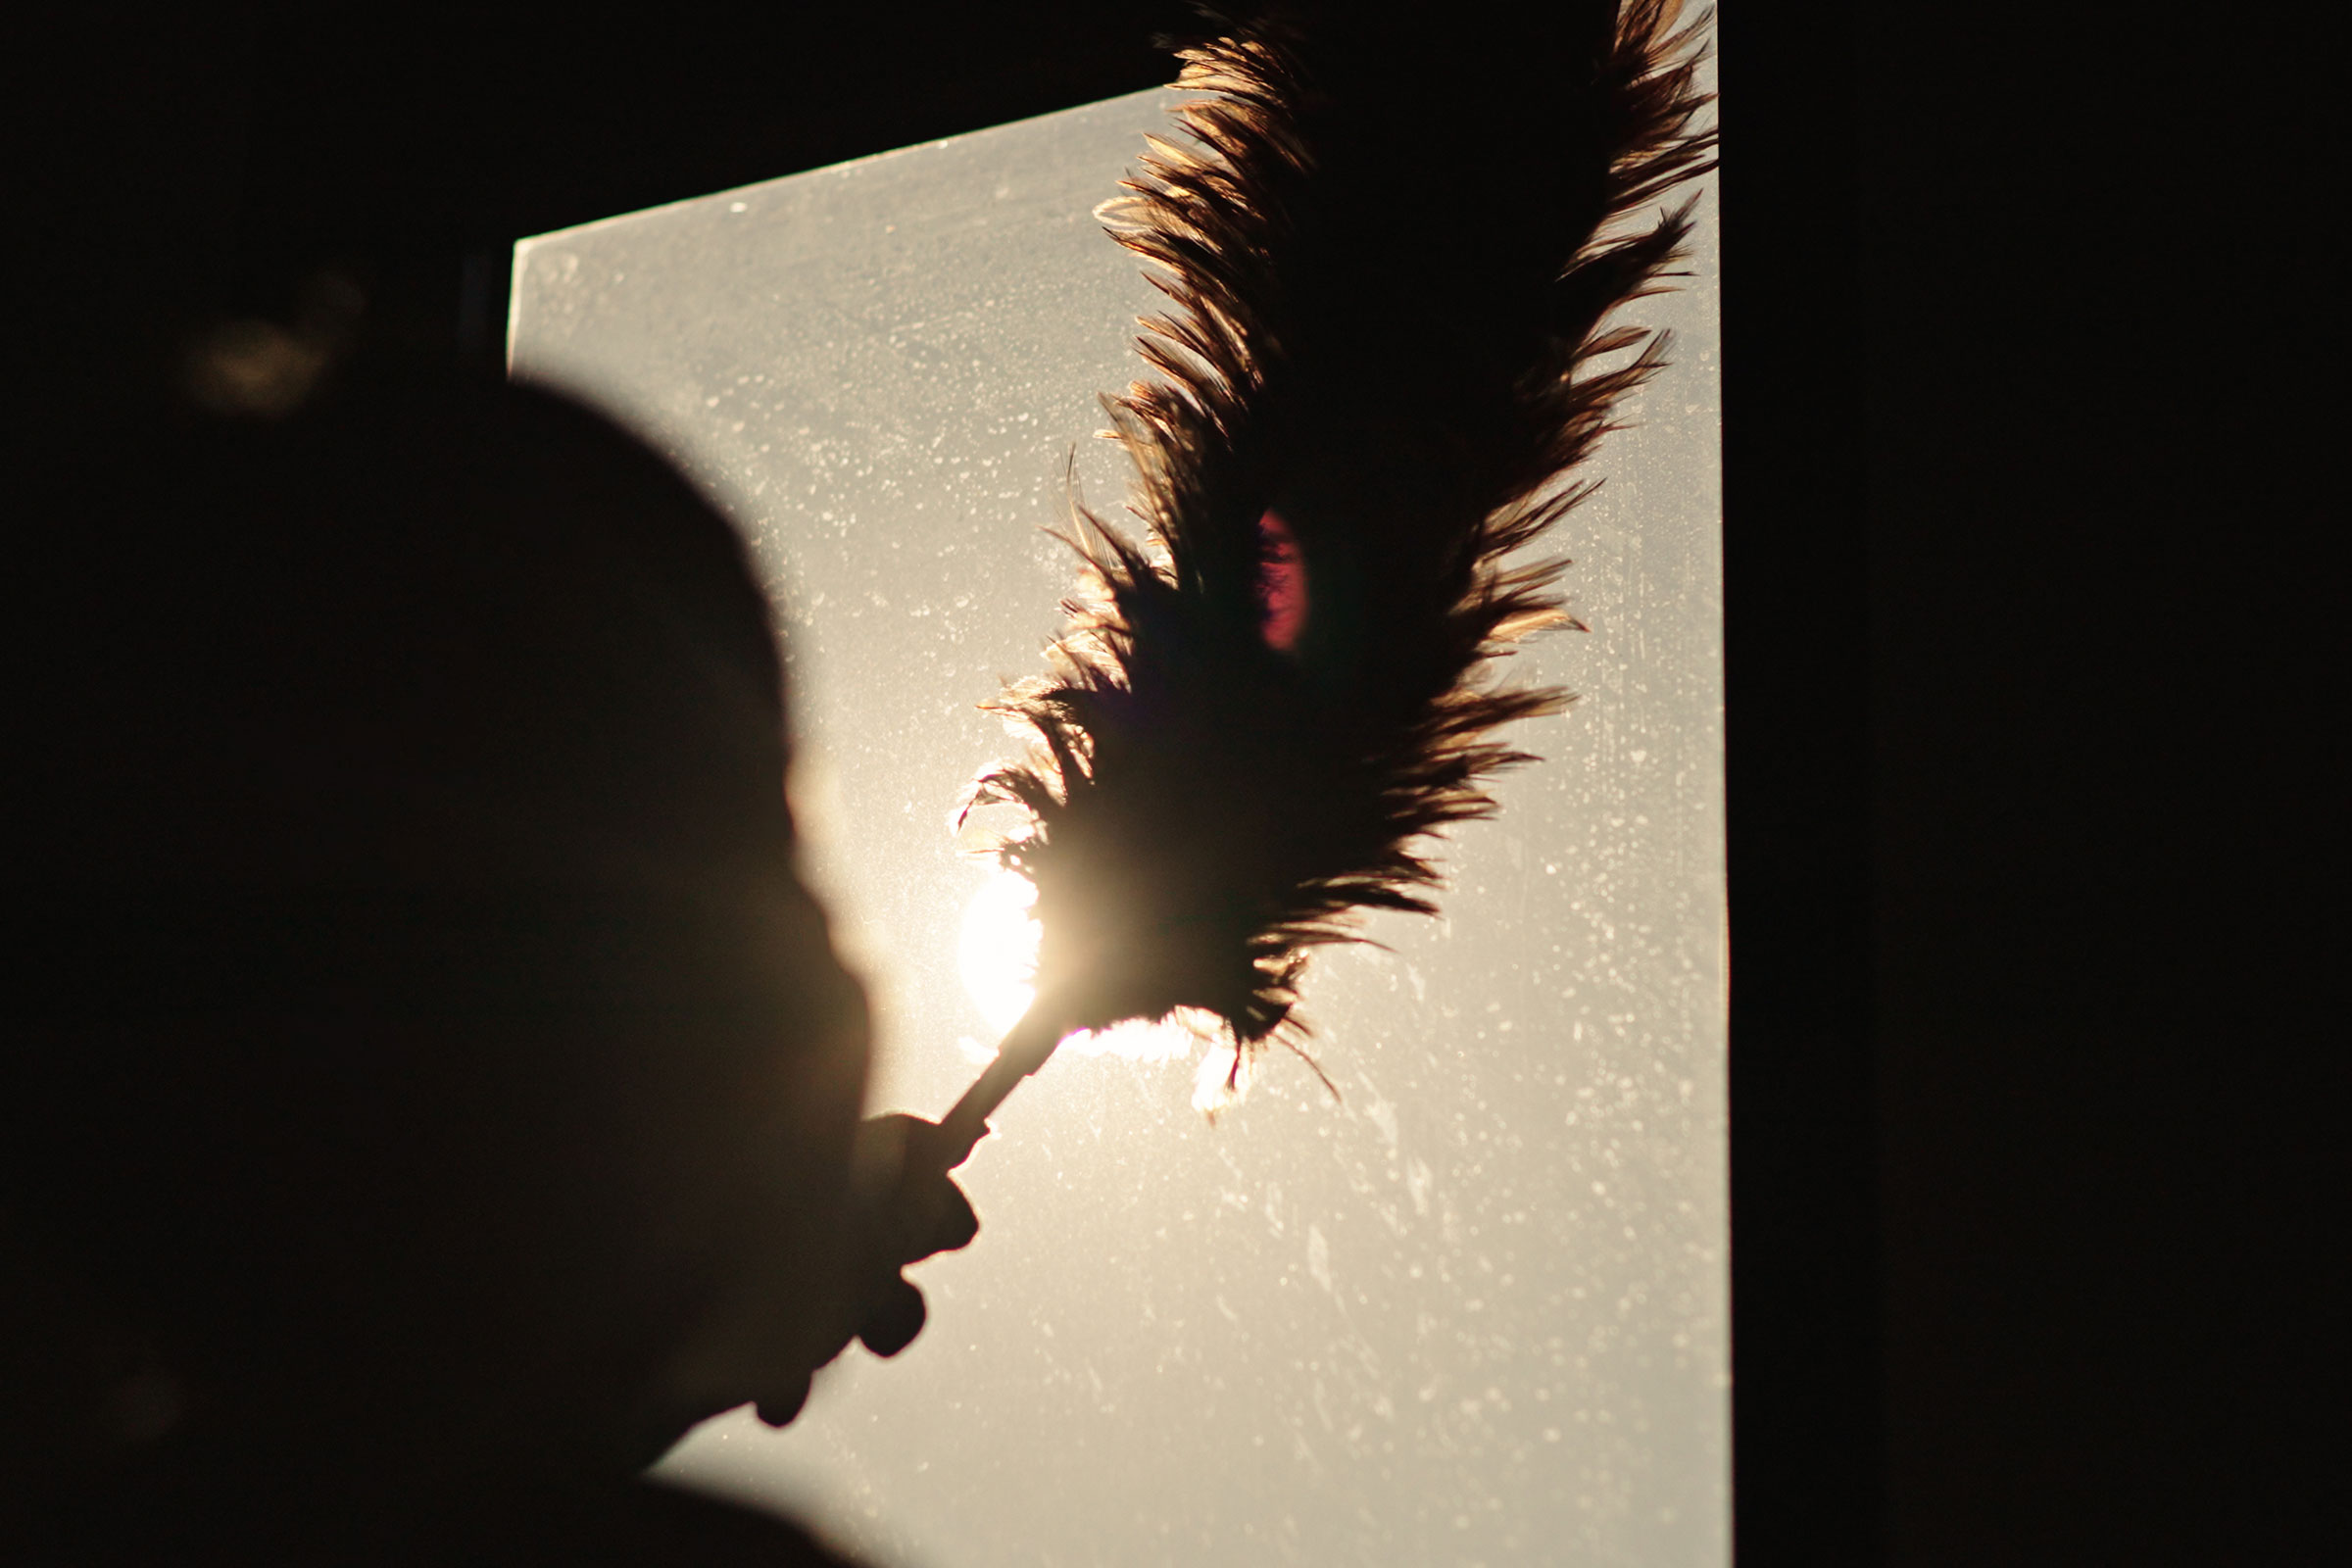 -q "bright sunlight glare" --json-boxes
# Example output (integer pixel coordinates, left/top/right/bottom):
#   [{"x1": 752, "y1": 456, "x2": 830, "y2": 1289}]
[
  {"x1": 956, "y1": 868, "x2": 1200, "y2": 1062},
  {"x1": 957, "y1": 867, "x2": 1041, "y2": 1037}
]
